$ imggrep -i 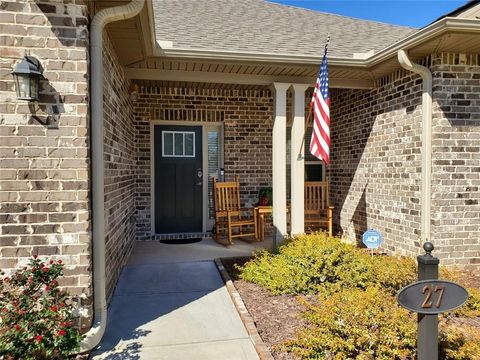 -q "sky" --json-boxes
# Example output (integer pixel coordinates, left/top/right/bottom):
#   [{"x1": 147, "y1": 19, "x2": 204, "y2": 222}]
[{"x1": 270, "y1": 0, "x2": 470, "y2": 28}]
